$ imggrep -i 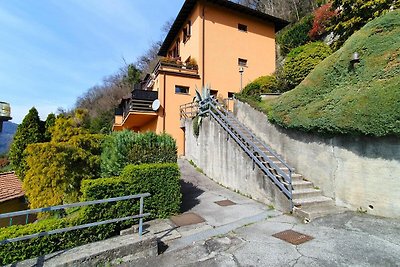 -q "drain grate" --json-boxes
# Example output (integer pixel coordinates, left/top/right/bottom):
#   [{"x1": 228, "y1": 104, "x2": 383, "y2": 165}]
[
  {"x1": 170, "y1": 212, "x2": 205, "y2": 227},
  {"x1": 272, "y1": 230, "x2": 314, "y2": 245},
  {"x1": 214, "y1": 200, "x2": 236, "y2": 206}
]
